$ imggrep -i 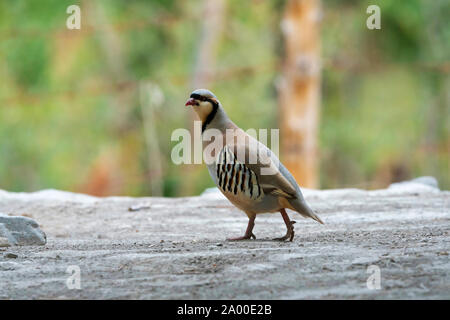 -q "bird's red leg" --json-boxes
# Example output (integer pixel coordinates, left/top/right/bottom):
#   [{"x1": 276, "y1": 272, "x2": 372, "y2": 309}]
[
  {"x1": 227, "y1": 215, "x2": 256, "y2": 241},
  {"x1": 273, "y1": 208, "x2": 296, "y2": 241}
]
